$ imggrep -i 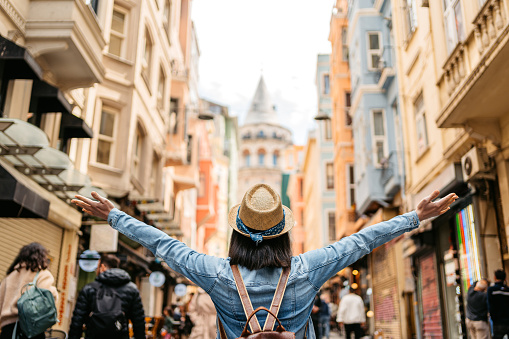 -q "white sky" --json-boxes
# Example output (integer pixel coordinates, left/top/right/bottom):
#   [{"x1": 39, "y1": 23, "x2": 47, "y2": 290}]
[{"x1": 191, "y1": 0, "x2": 335, "y2": 145}]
